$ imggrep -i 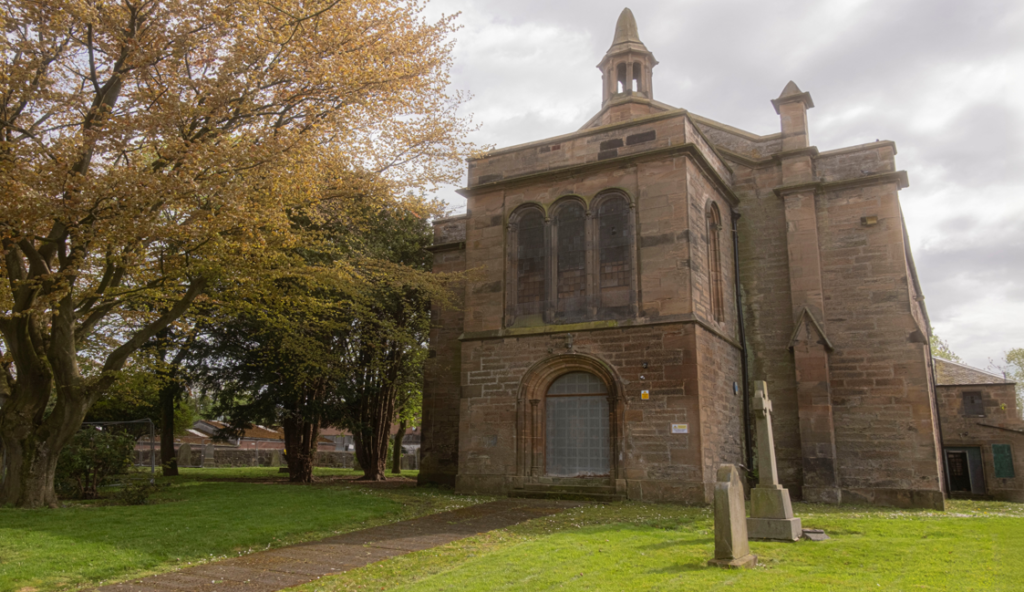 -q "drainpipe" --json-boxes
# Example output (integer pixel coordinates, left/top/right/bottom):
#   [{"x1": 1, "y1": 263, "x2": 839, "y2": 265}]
[{"x1": 732, "y1": 212, "x2": 754, "y2": 475}]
